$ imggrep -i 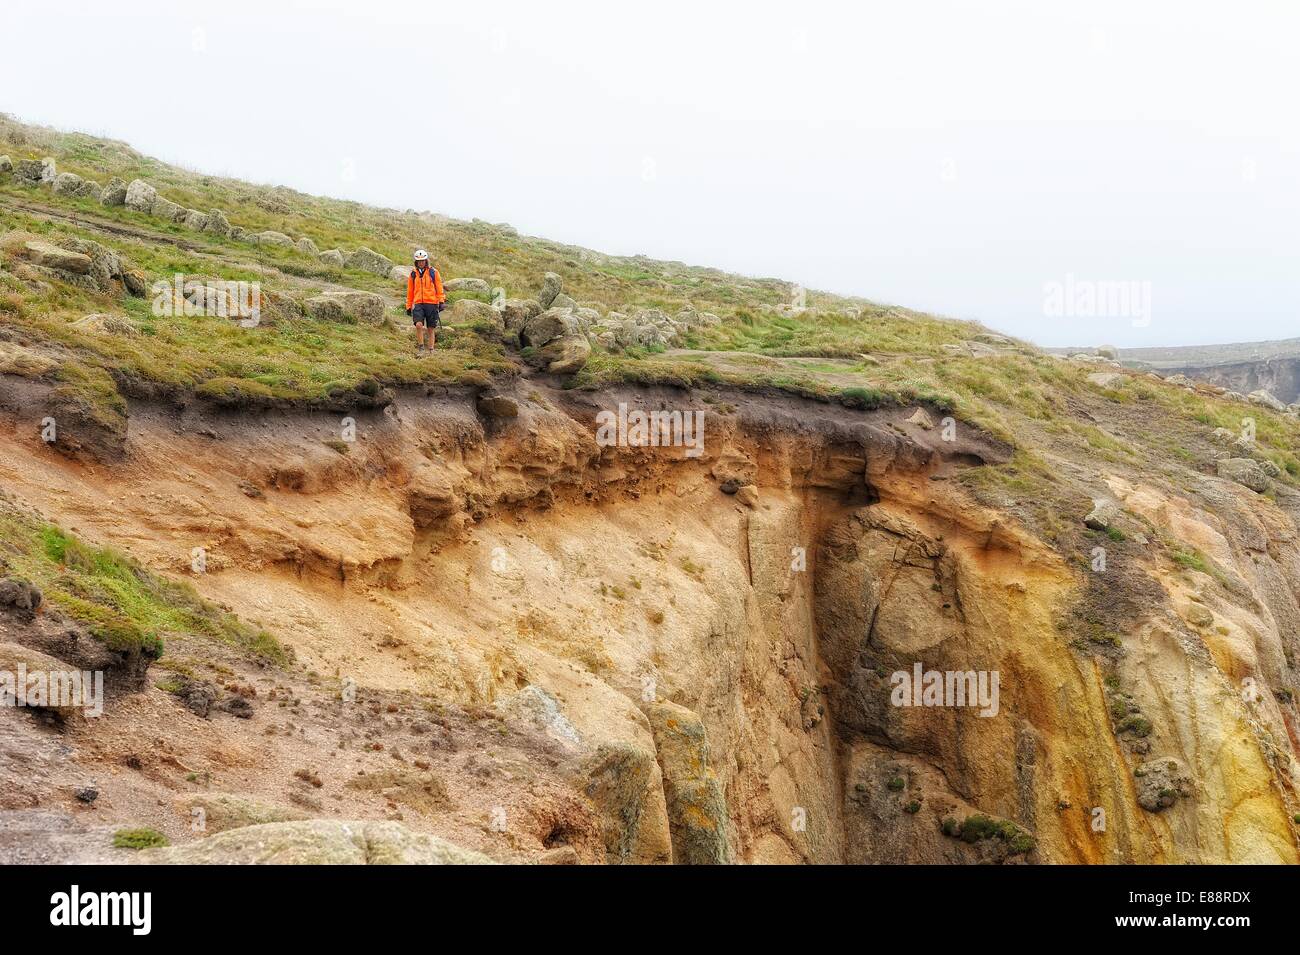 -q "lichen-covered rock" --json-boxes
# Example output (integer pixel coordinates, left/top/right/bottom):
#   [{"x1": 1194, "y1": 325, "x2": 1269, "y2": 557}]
[
  {"x1": 319, "y1": 249, "x2": 346, "y2": 267},
  {"x1": 1216, "y1": 457, "x2": 1269, "y2": 493},
  {"x1": 13, "y1": 159, "x2": 46, "y2": 185},
  {"x1": 442, "y1": 298, "x2": 502, "y2": 330},
  {"x1": 1248, "y1": 389, "x2": 1287, "y2": 412},
  {"x1": 204, "y1": 209, "x2": 232, "y2": 237},
  {"x1": 255, "y1": 230, "x2": 293, "y2": 247},
  {"x1": 1134, "y1": 758, "x2": 1193, "y2": 813},
  {"x1": 182, "y1": 209, "x2": 210, "y2": 231},
  {"x1": 644, "y1": 701, "x2": 732, "y2": 864},
  {"x1": 345, "y1": 246, "x2": 394, "y2": 276},
  {"x1": 99, "y1": 177, "x2": 128, "y2": 206},
  {"x1": 295, "y1": 236, "x2": 319, "y2": 255},
  {"x1": 150, "y1": 195, "x2": 185, "y2": 222},
  {"x1": 500, "y1": 298, "x2": 541, "y2": 332},
  {"x1": 0, "y1": 155, "x2": 12, "y2": 174},
  {"x1": 124, "y1": 178, "x2": 157, "y2": 211},
  {"x1": 137, "y1": 820, "x2": 495, "y2": 864}
]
